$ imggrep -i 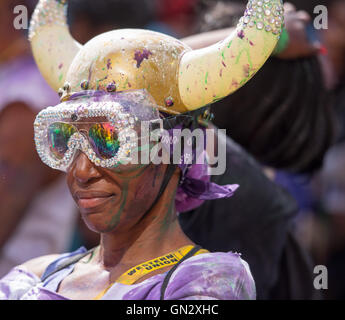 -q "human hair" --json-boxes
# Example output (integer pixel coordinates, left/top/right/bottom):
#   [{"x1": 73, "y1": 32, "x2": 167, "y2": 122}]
[
  {"x1": 211, "y1": 57, "x2": 335, "y2": 173},
  {"x1": 67, "y1": 0, "x2": 155, "y2": 29},
  {"x1": 197, "y1": 1, "x2": 335, "y2": 173},
  {"x1": 195, "y1": 0, "x2": 244, "y2": 33}
]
